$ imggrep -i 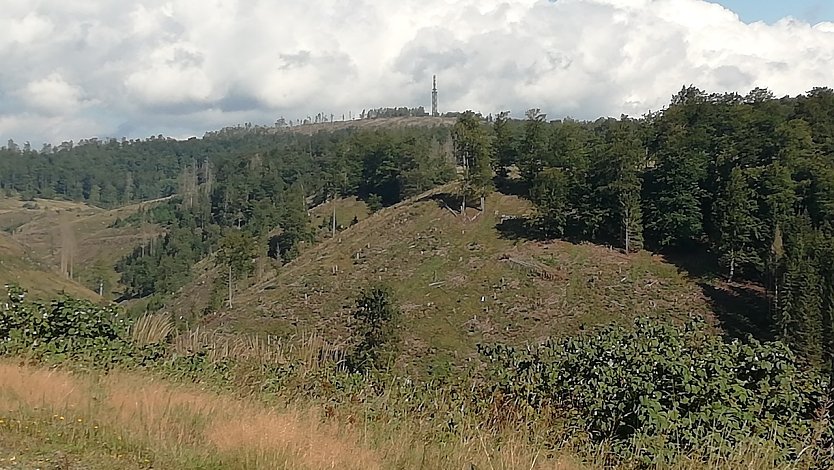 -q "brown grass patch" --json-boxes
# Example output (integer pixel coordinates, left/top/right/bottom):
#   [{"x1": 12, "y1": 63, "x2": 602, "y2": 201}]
[
  {"x1": 0, "y1": 362, "x2": 385, "y2": 469},
  {"x1": 0, "y1": 362, "x2": 87, "y2": 411},
  {"x1": 205, "y1": 406, "x2": 381, "y2": 470}
]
